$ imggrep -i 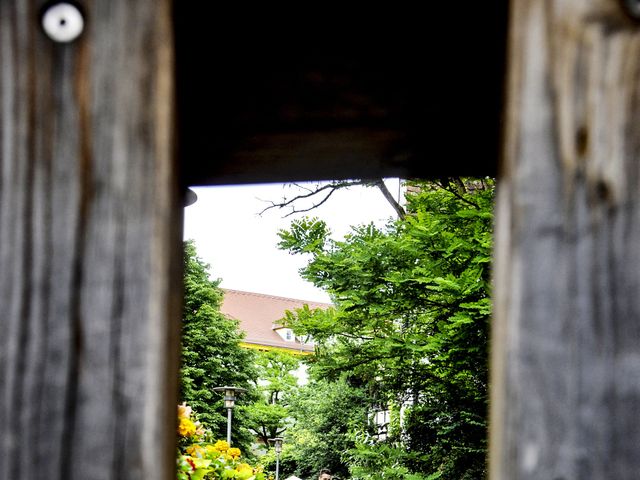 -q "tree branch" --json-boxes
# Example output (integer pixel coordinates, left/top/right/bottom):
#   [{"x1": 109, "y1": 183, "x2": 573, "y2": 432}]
[
  {"x1": 435, "y1": 178, "x2": 480, "y2": 209},
  {"x1": 372, "y1": 179, "x2": 406, "y2": 219},
  {"x1": 258, "y1": 179, "x2": 406, "y2": 219},
  {"x1": 258, "y1": 180, "x2": 369, "y2": 217}
]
